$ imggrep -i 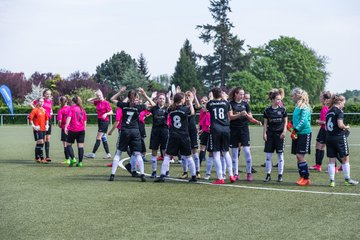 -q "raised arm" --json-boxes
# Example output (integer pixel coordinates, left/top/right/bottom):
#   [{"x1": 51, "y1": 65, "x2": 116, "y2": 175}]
[
  {"x1": 110, "y1": 86, "x2": 126, "y2": 104},
  {"x1": 138, "y1": 88, "x2": 156, "y2": 107}
]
